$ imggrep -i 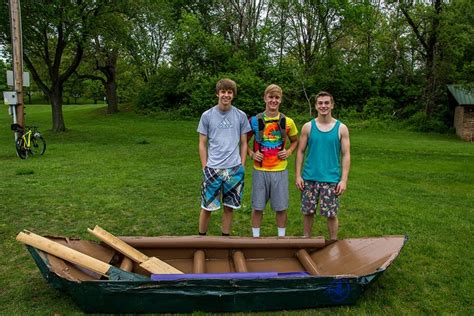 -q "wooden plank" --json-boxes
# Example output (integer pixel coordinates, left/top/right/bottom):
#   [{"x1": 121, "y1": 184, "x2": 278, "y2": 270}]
[
  {"x1": 140, "y1": 257, "x2": 184, "y2": 274},
  {"x1": 88, "y1": 226, "x2": 148, "y2": 262},
  {"x1": 16, "y1": 231, "x2": 111, "y2": 276},
  {"x1": 88, "y1": 225, "x2": 183, "y2": 274}
]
